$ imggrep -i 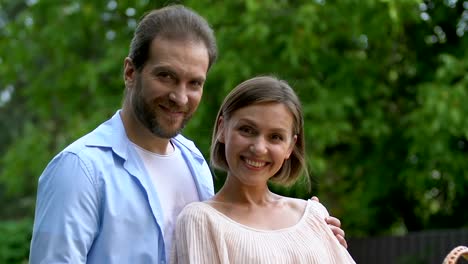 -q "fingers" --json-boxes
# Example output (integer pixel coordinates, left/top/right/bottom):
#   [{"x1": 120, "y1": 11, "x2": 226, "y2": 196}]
[
  {"x1": 326, "y1": 216, "x2": 341, "y2": 228},
  {"x1": 326, "y1": 216, "x2": 348, "y2": 248},
  {"x1": 311, "y1": 198, "x2": 348, "y2": 248},
  {"x1": 328, "y1": 226, "x2": 347, "y2": 248},
  {"x1": 328, "y1": 225, "x2": 345, "y2": 238},
  {"x1": 335, "y1": 234, "x2": 348, "y2": 249}
]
